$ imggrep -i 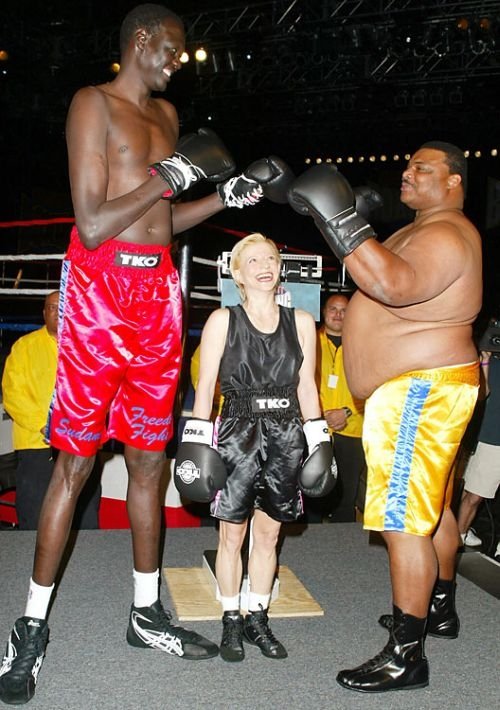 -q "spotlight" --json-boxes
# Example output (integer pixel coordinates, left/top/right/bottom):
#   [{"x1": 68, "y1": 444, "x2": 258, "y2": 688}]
[
  {"x1": 179, "y1": 51, "x2": 189, "y2": 64},
  {"x1": 0, "y1": 49, "x2": 9, "y2": 61},
  {"x1": 380, "y1": 155, "x2": 387, "y2": 162},
  {"x1": 369, "y1": 155, "x2": 376, "y2": 162},
  {"x1": 474, "y1": 150, "x2": 481, "y2": 158},
  {"x1": 456, "y1": 18, "x2": 469, "y2": 31},
  {"x1": 491, "y1": 149, "x2": 498, "y2": 157},
  {"x1": 470, "y1": 18, "x2": 494, "y2": 54},
  {"x1": 393, "y1": 154, "x2": 400, "y2": 161},
  {"x1": 195, "y1": 47, "x2": 208, "y2": 63},
  {"x1": 315, "y1": 158, "x2": 322, "y2": 164},
  {"x1": 434, "y1": 24, "x2": 451, "y2": 57}
]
